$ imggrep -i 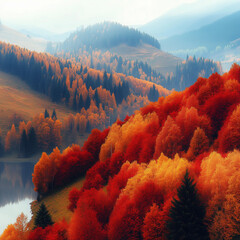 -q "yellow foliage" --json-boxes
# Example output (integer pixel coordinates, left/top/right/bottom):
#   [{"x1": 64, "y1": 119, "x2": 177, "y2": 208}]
[
  {"x1": 122, "y1": 153, "x2": 191, "y2": 198},
  {"x1": 99, "y1": 112, "x2": 158, "y2": 162}
]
